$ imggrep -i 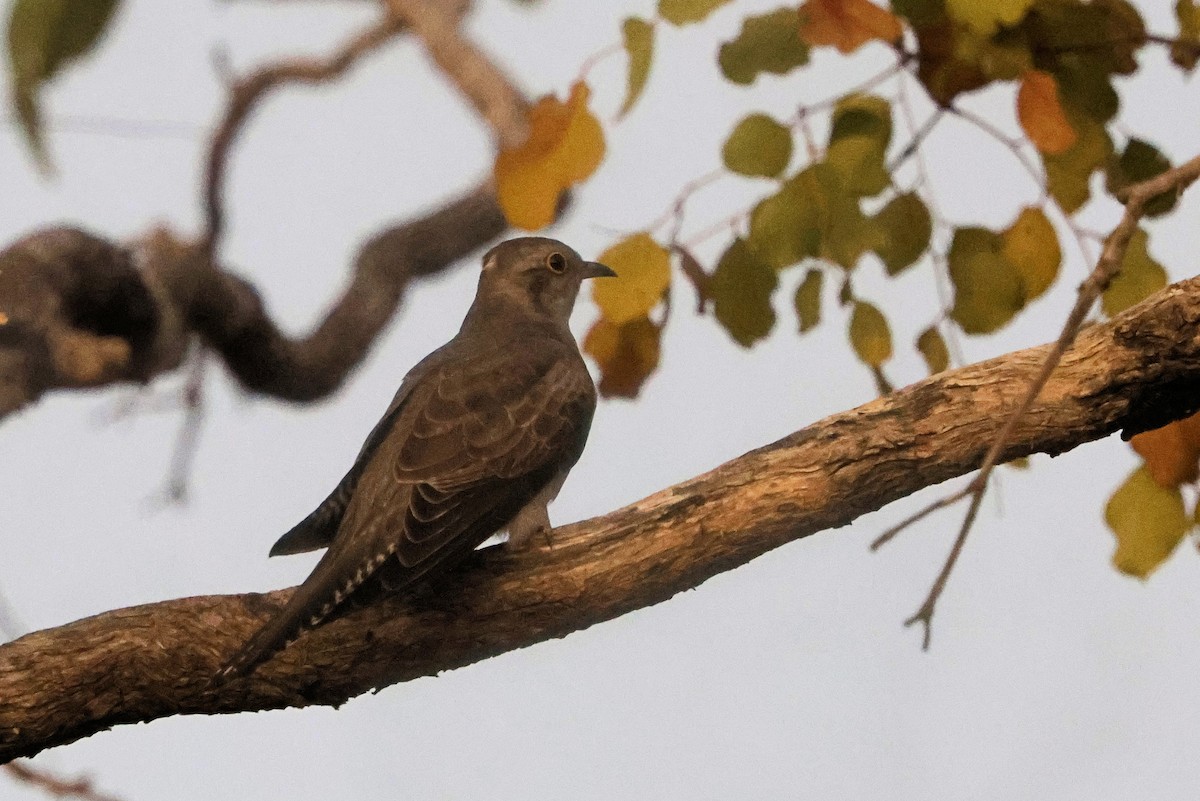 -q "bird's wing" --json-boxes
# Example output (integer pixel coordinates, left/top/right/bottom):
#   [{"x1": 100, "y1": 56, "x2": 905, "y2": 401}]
[
  {"x1": 267, "y1": 345, "x2": 450, "y2": 557},
  {"x1": 217, "y1": 341, "x2": 595, "y2": 680}
]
